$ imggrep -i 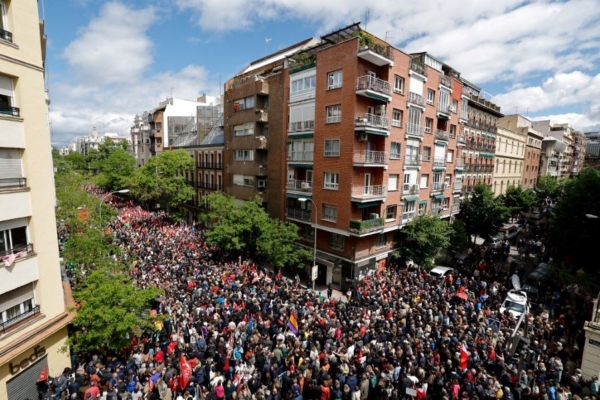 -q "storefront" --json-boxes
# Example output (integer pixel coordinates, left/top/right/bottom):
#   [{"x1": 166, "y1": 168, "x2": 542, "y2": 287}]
[{"x1": 0, "y1": 327, "x2": 70, "y2": 400}]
